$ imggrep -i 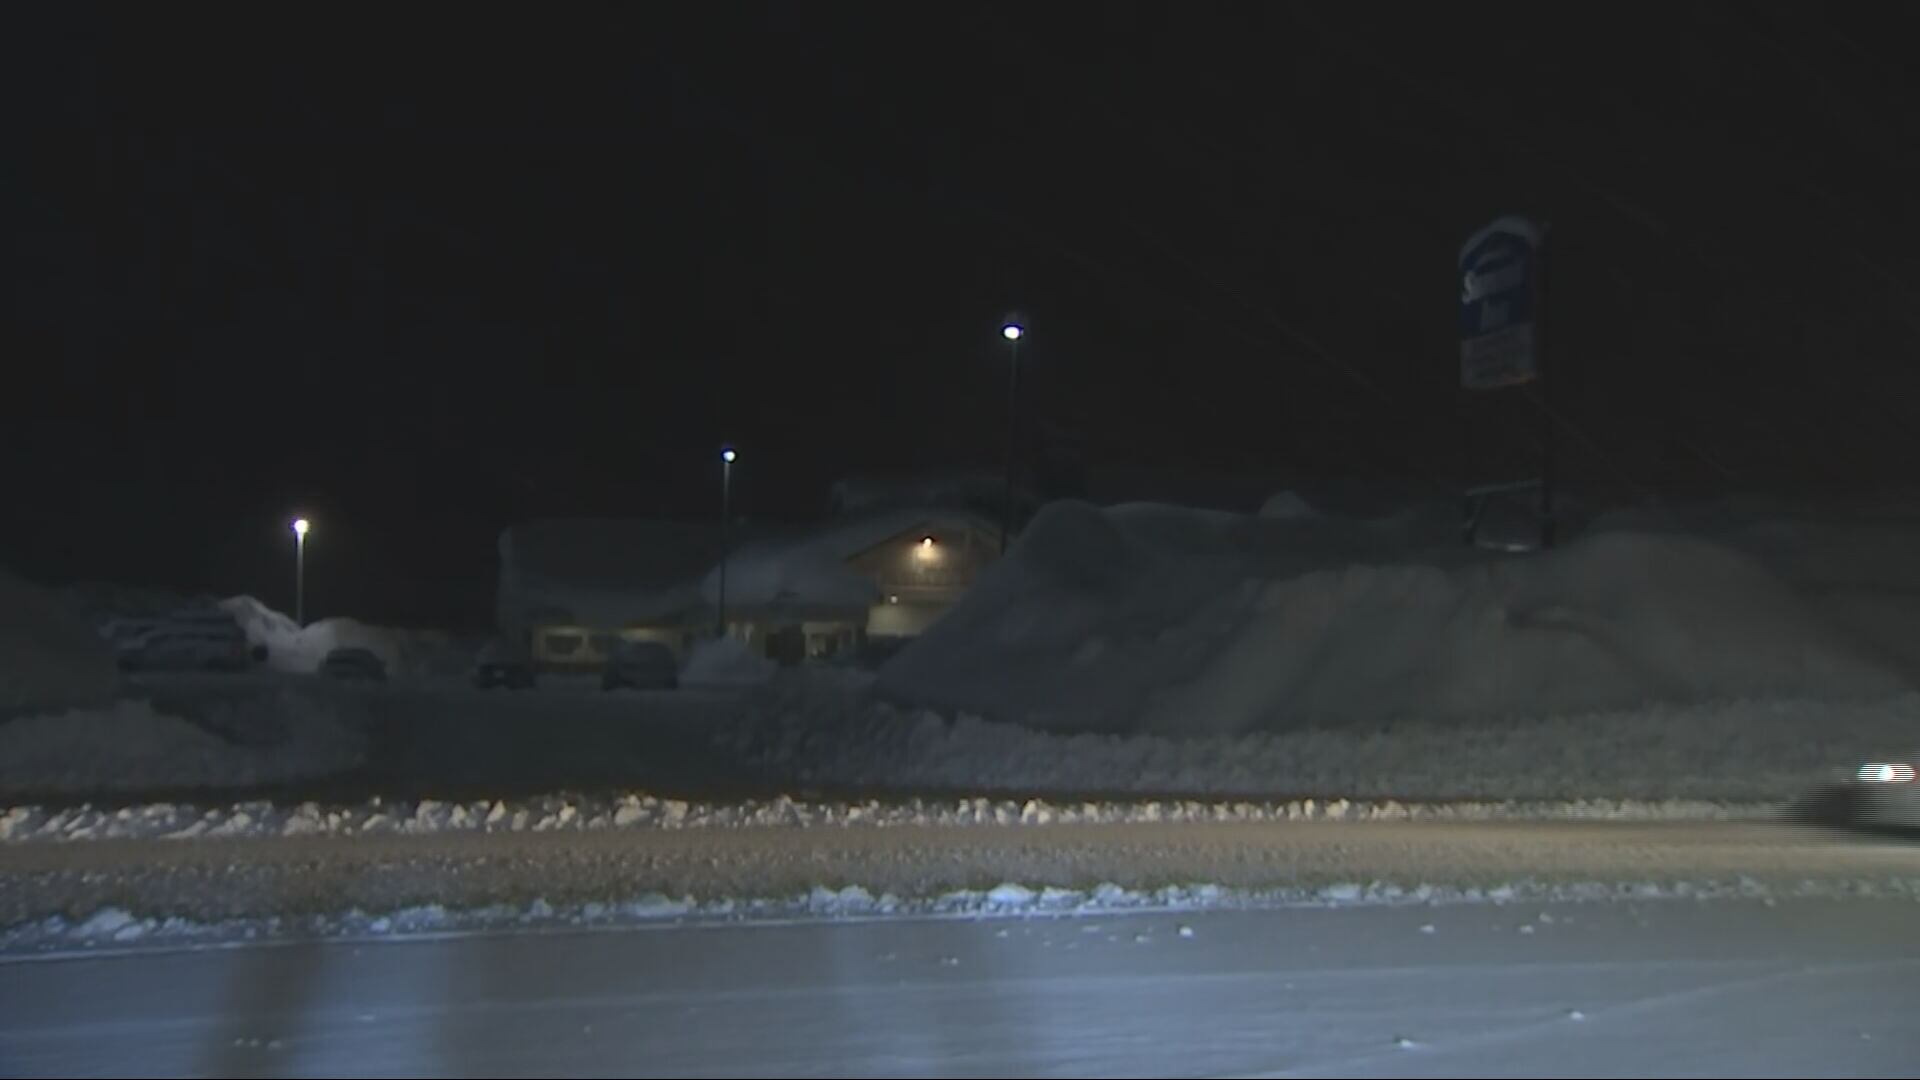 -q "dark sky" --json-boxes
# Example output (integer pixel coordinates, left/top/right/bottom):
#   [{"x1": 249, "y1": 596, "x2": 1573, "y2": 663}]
[{"x1": 8, "y1": 4, "x2": 1920, "y2": 627}]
